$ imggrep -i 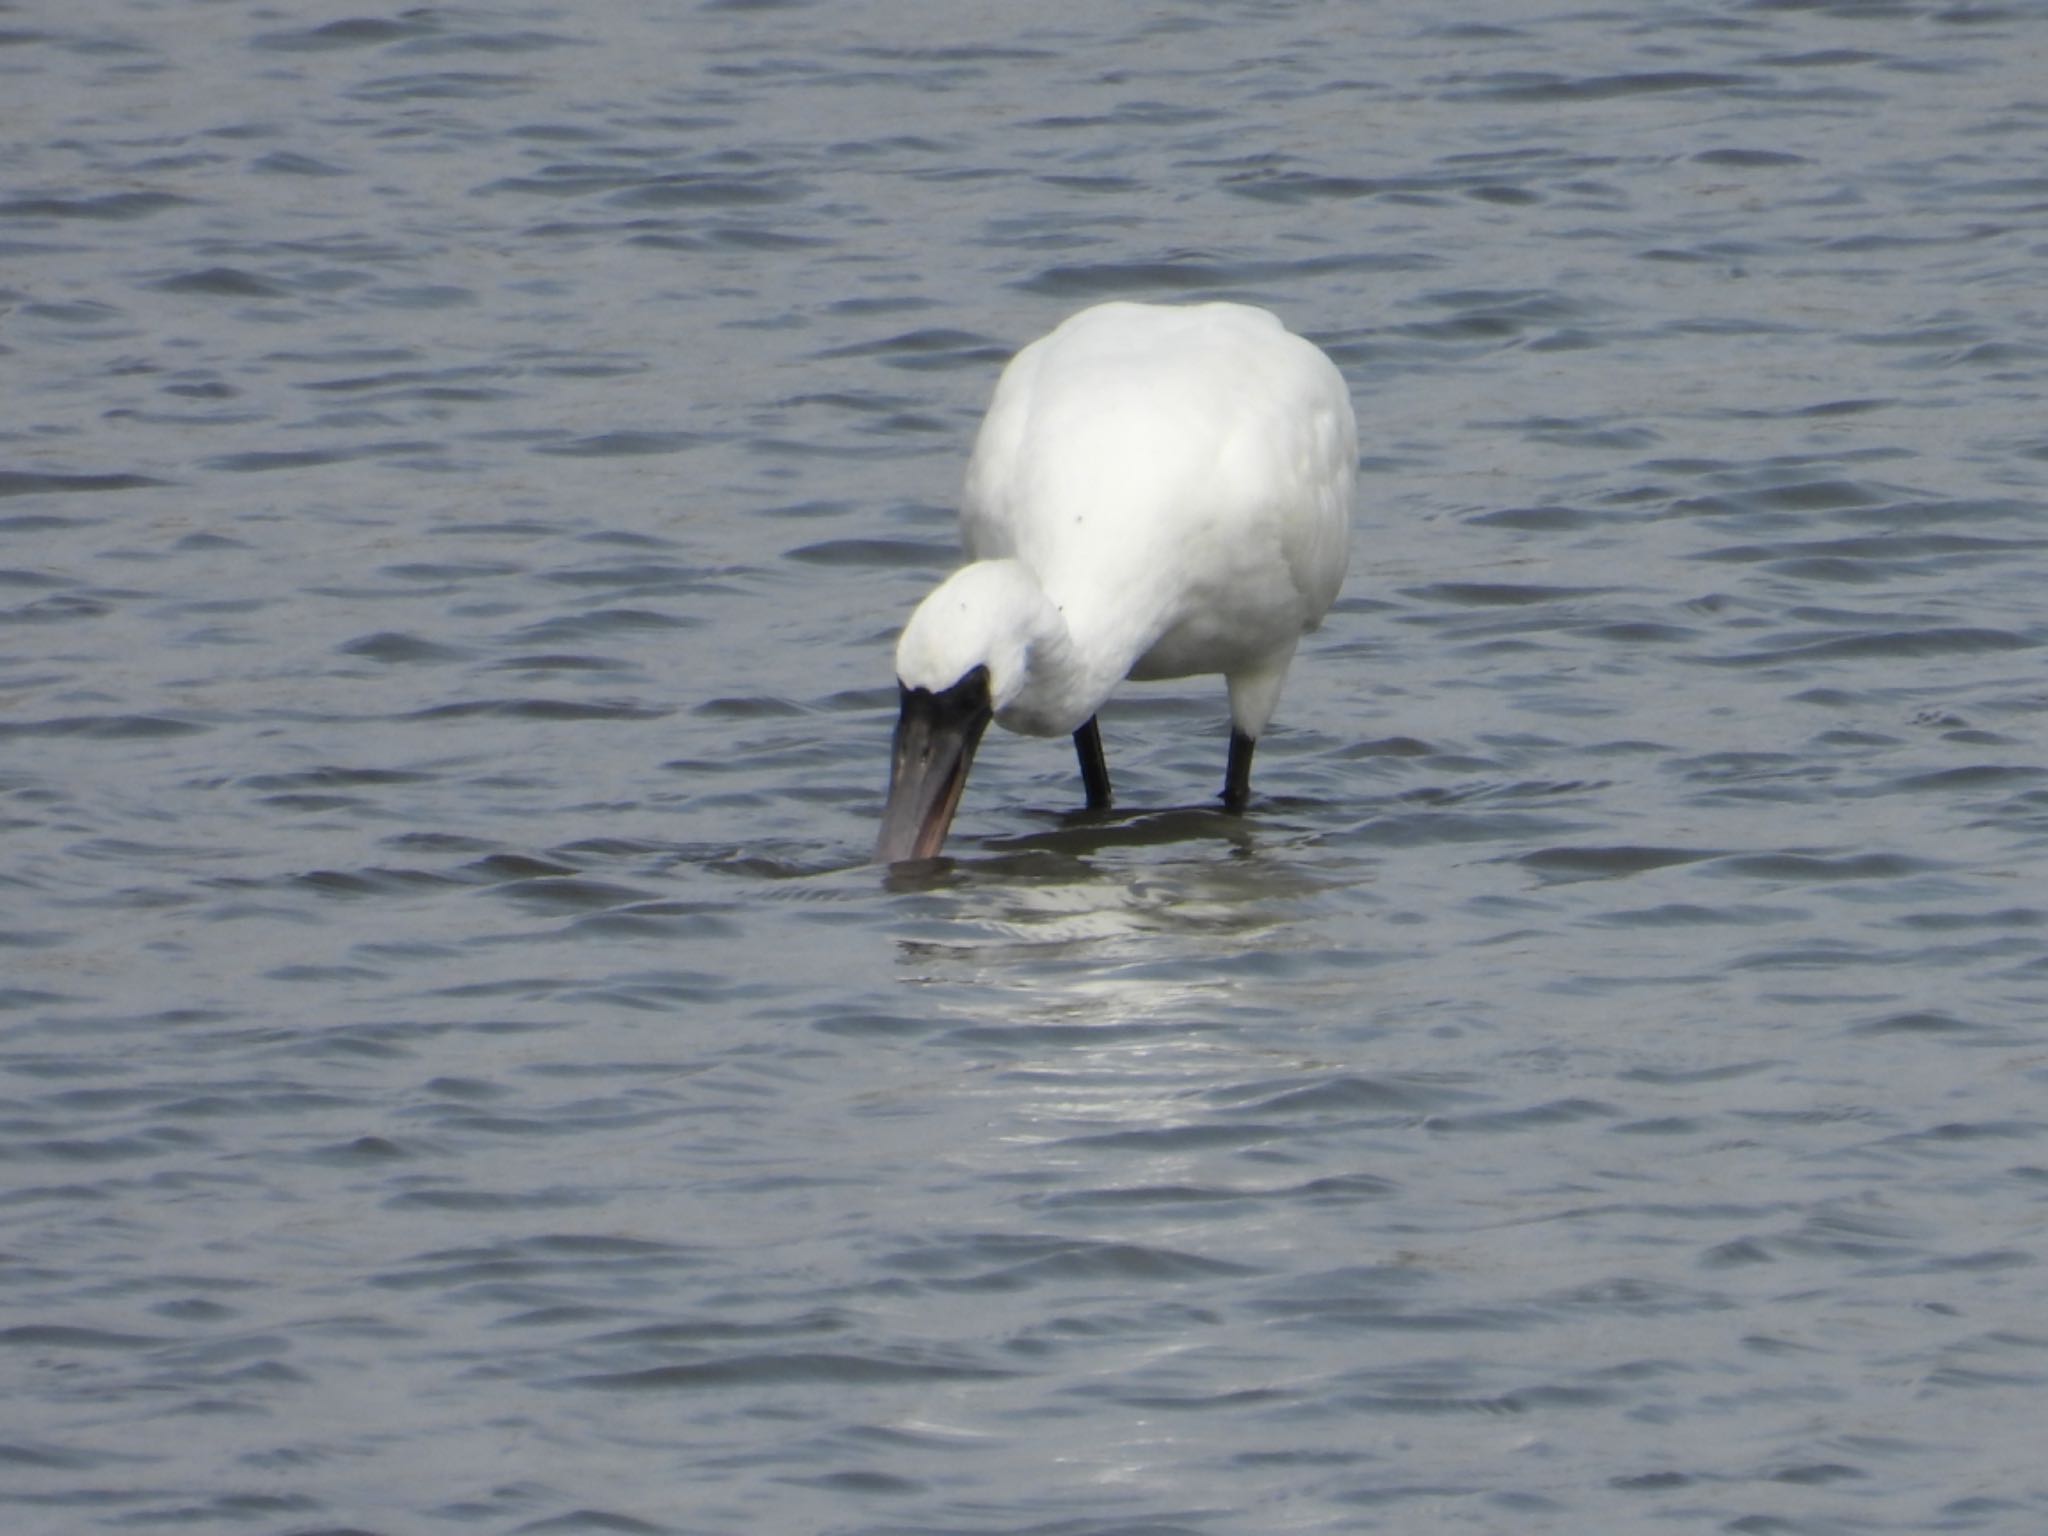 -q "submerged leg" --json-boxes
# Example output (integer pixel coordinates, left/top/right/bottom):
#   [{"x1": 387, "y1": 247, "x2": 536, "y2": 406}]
[
  {"x1": 1222, "y1": 728, "x2": 1256, "y2": 811},
  {"x1": 1073, "y1": 716, "x2": 1112, "y2": 809}
]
